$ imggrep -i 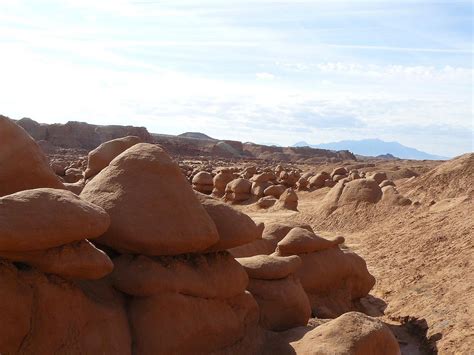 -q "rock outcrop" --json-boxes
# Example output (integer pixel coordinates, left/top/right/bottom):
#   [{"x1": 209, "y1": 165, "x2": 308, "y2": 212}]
[
  {"x1": 80, "y1": 143, "x2": 219, "y2": 255},
  {"x1": 0, "y1": 115, "x2": 64, "y2": 196}
]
